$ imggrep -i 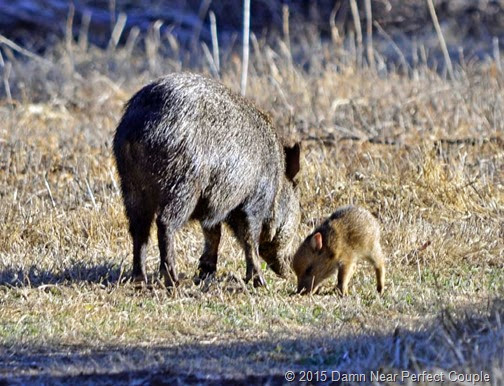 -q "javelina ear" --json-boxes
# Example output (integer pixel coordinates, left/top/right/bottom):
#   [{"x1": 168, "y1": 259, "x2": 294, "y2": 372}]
[
  {"x1": 310, "y1": 232, "x2": 323, "y2": 251},
  {"x1": 284, "y1": 143, "x2": 300, "y2": 181}
]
